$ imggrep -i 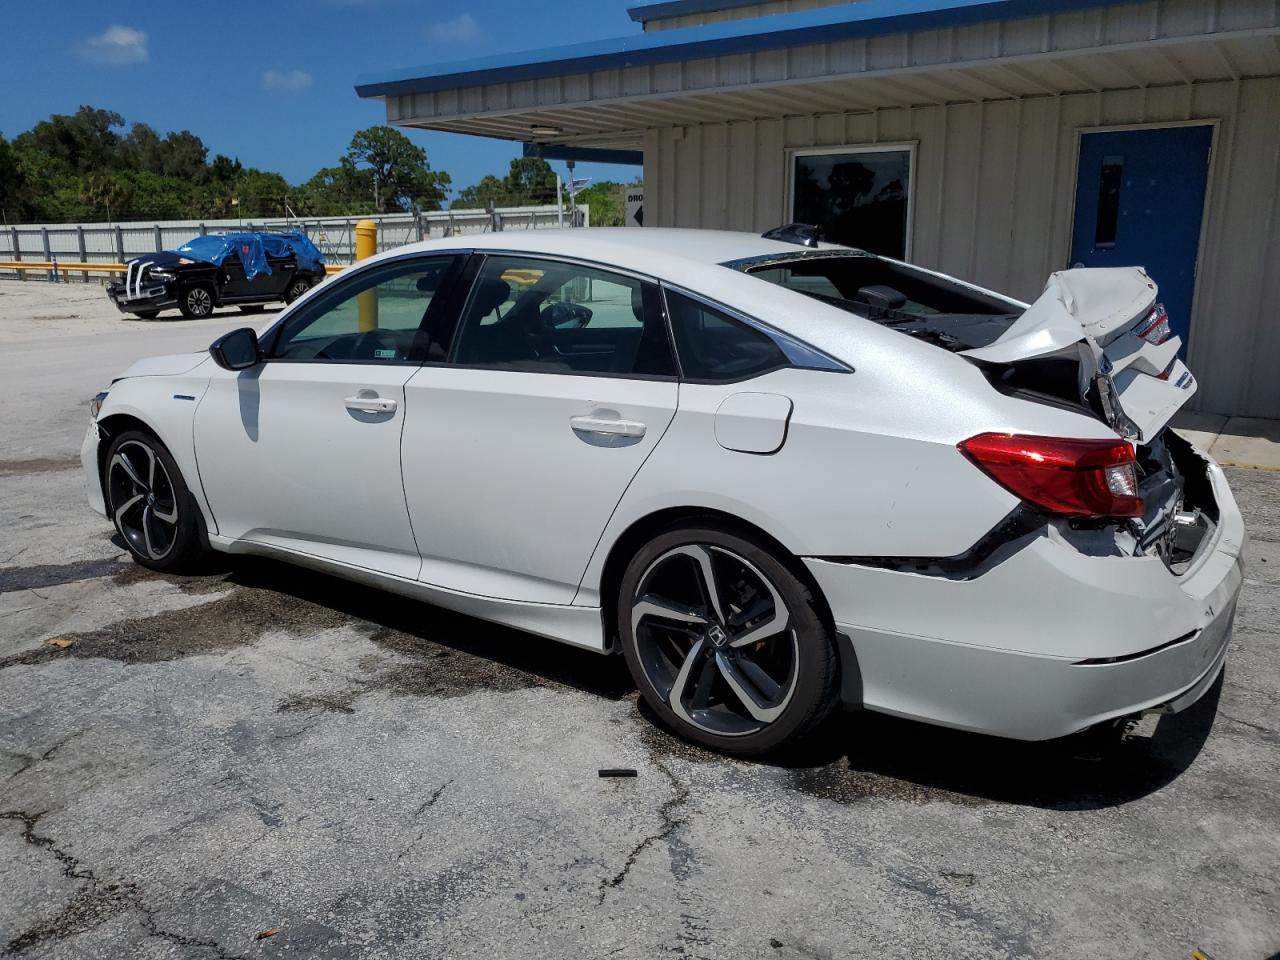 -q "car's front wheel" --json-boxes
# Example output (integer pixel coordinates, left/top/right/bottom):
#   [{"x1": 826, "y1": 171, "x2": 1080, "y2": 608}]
[
  {"x1": 619, "y1": 525, "x2": 838, "y2": 756},
  {"x1": 104, "y1": 430, "x2": 208, "y2": 572},
  {"x1": 179, "y1": 284, "x2": 214, "y2": 319}
]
